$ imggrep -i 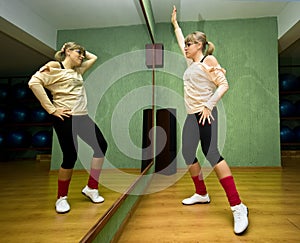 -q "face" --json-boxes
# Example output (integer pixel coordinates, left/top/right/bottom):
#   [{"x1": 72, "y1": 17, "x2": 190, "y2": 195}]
[
  {"x1": 184, "y1": 42, "x2": 201, "y2": 60},
  {"x1": 68, "y1": 49, "x2": 85, "y2": 66}
]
